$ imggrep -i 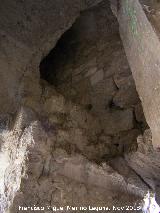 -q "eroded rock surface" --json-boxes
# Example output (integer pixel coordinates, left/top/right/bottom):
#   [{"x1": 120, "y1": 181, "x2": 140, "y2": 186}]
[
  {"x1": 0, "y1": 80, "x2": 157, "y2": 212},
  {"x1": 0, "y1": 0, "x2": 103, "y2": 115},
  {"x1": 0, "y1": 0, "x2": 160, "y2": 212},
  {"x1": 40, "y1": 1, "x2": 148, "y2": 155}
]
